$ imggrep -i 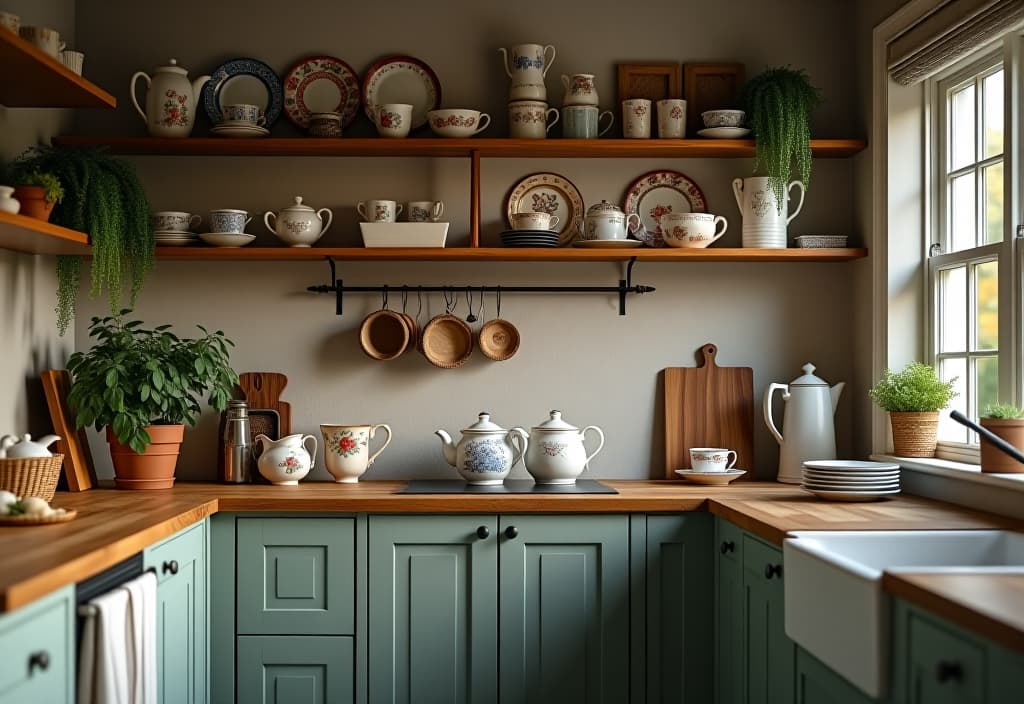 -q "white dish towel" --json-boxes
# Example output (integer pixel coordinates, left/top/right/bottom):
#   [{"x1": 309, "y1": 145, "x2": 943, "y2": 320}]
[{"x1": 78, "y1": 571, "x2": 158, "y2": 704}]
